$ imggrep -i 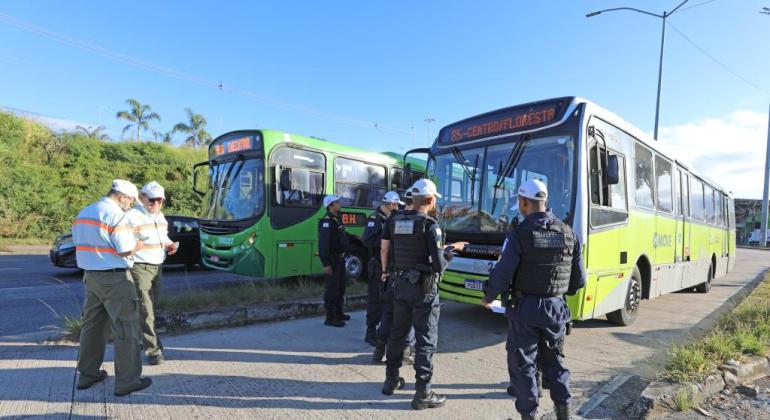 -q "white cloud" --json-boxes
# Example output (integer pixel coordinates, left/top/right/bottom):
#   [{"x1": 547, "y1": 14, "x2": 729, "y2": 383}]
[{"x1": 658, "y1": 110, "x2": 769, "y2": 199}]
